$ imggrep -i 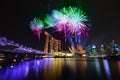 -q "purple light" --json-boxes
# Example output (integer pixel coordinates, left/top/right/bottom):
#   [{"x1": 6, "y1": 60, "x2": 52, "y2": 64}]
[
  {"x1": 30, "y1": 18, "x2": 44, "y2": 39},
  {"x1": 103, "y1": 60, "x2": 111, "y2": 80},
  {"x1": 0, "y1": 36, "x2": 43, "y2": 54}
]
